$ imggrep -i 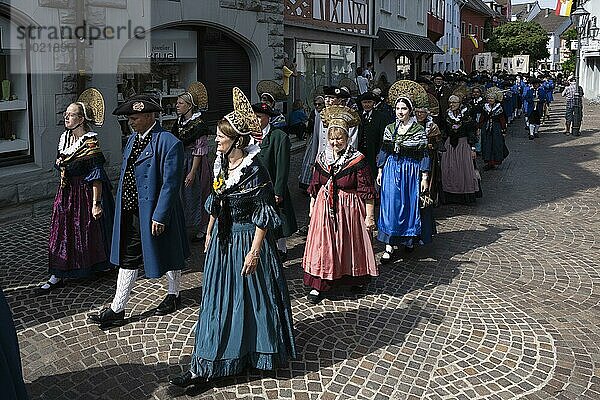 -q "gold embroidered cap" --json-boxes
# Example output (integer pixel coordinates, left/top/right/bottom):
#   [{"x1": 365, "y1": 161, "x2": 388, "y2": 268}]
[
  {"x1": 76, "y1": 88, "x2": 105, "y2": 127},
  {"x1": 387, "y1": 80, "x2": 429, "y2": 109},
  {"x1": 320, "y1": 105, "x2": 360, "y2": 133},
  {"x1": 256, "y1": 80, "x2": 286, "y2": 101},
  {"x1": 224, "y1": 87, "x2": 261, "y2": 136},
  {"x1": 182, "y1": 81, "x2": 208, "y2": 110},
  {"x1": 485, "y1": 86, "x2": 504, "y2": 102}
]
